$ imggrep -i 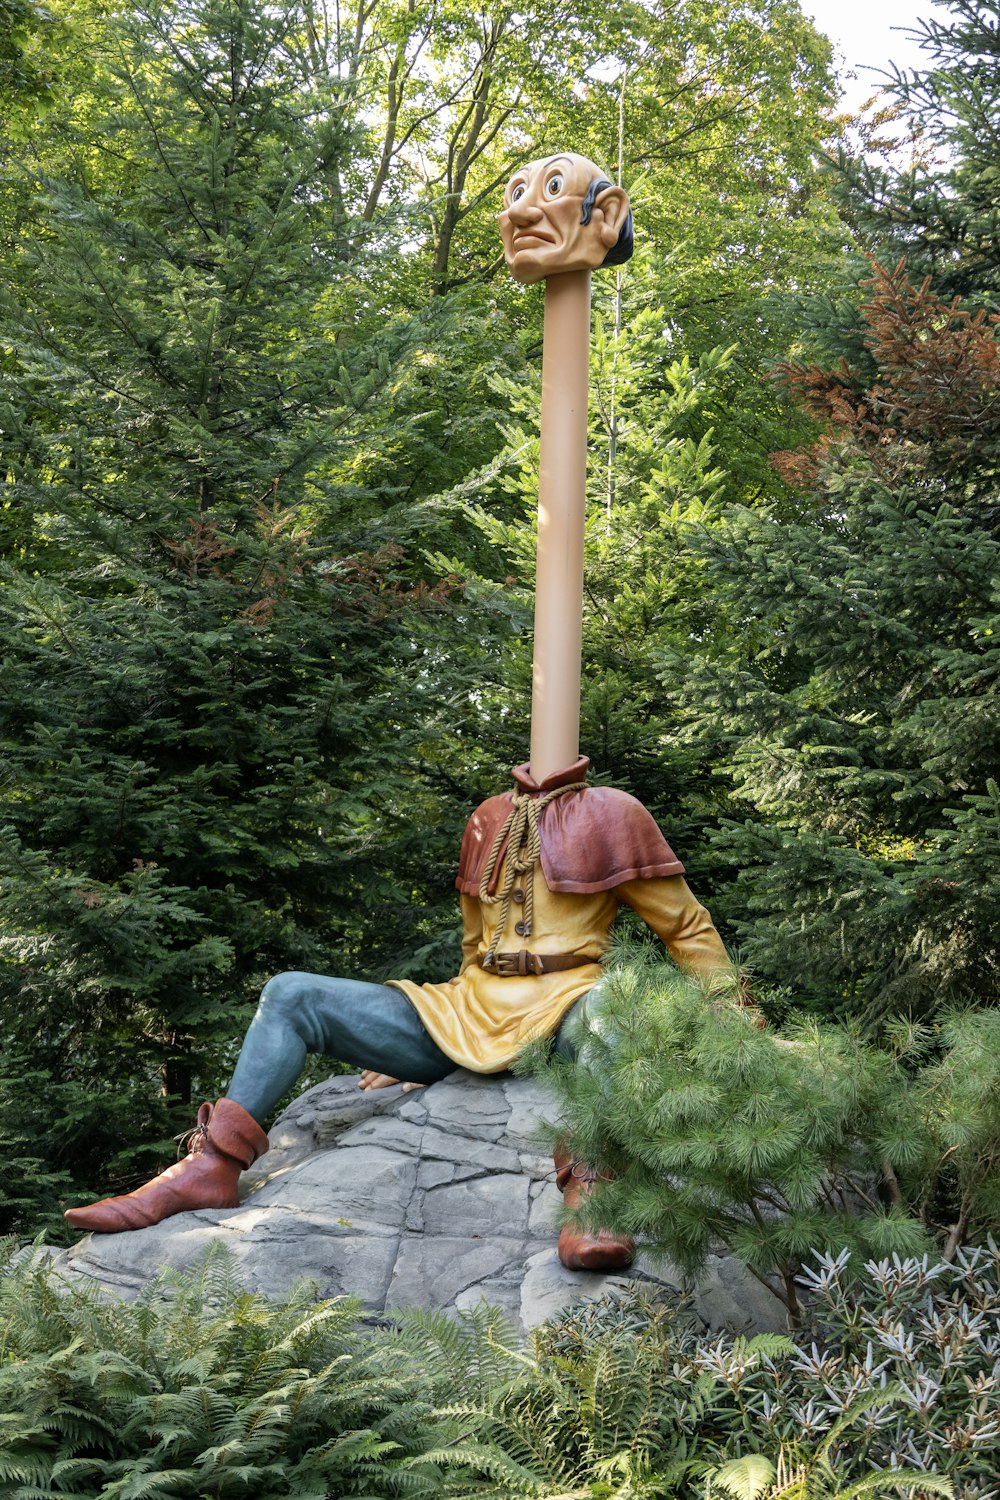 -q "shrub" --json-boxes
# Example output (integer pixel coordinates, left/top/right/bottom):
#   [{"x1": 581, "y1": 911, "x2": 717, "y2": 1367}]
[
  {"x1": 0, "y1": 1241, "x2": 475, "y2": 1498},
  {"x1": 389, "y1": 1298, "x2": 713, "y2": 1497},
  {"x1": 524, "y1": 951, "x2": 1000, "y2": 1318},
  {"x1": 533, "y1": 1245, "x2": 1000, "y2": 1499},
  {"x1": 2, "y1": 1239, "x2": 987, "y2": 1497}
]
